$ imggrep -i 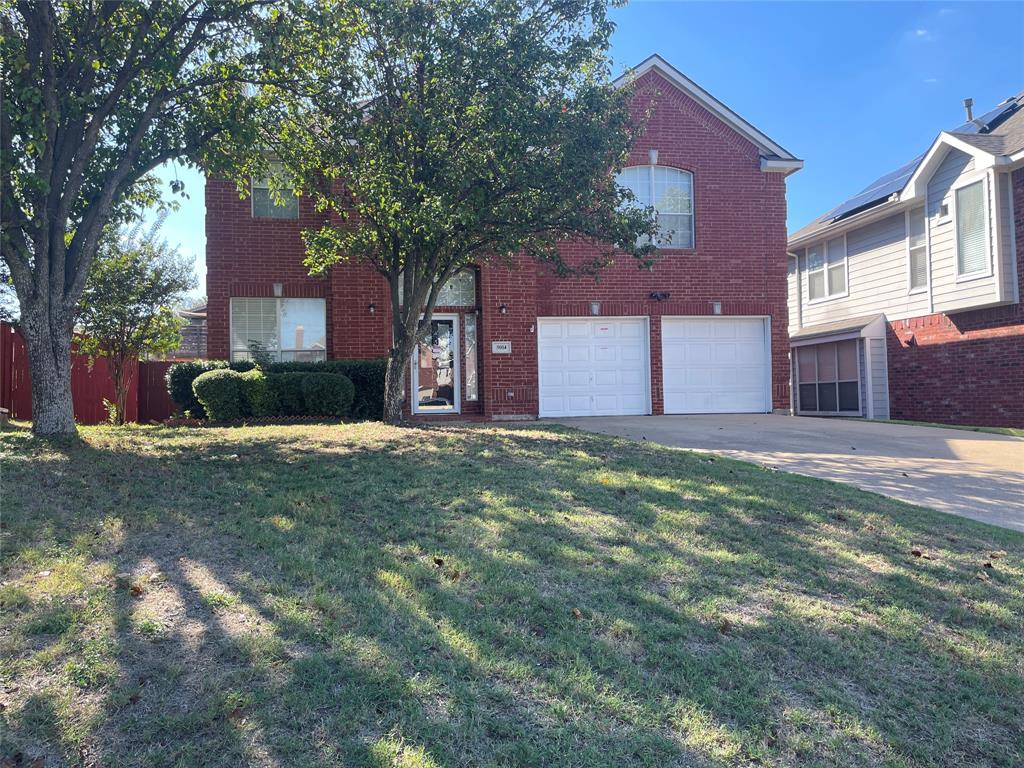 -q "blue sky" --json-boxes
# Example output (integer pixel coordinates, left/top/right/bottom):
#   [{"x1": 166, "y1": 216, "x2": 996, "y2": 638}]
[{"x1": 155, "y1": 0, "x2": 1024, "y2": 300}]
